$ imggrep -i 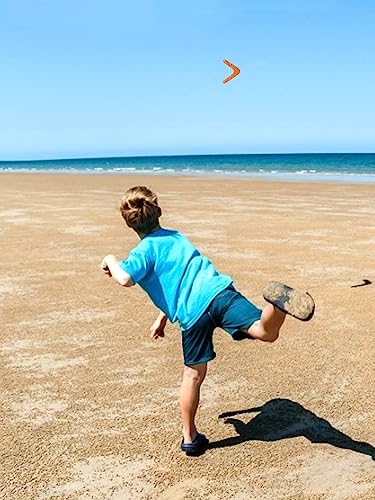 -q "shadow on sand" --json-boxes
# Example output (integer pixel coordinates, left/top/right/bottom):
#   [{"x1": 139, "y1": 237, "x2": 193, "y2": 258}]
[{"x1": 209, "y1": 398, "x2": 374, "y2": 460}]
